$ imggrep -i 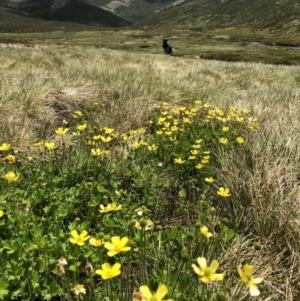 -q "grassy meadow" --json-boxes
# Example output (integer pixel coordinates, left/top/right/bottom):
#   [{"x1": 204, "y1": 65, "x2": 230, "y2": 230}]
[{"x1": 1, "y1": 43, "x2": 300, "y2": 301}]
